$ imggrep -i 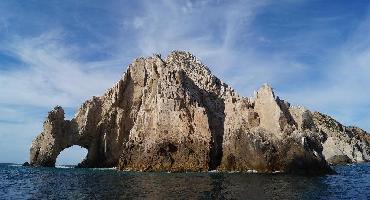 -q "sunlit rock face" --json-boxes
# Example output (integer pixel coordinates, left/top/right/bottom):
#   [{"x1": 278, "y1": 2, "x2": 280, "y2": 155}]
[
  {"x1": 312, "y1": 112, "x2": 370, "y2": 165},
  {"x1": 29, "y1": 104, "x2": 121, "y2": 168},
  {"x1": 29, "y1": 51, "x2": 369, "y2": 174}
]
